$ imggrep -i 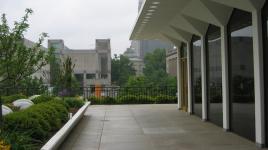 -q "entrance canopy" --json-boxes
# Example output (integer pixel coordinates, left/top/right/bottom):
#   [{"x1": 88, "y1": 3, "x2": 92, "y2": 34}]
[{"x1": 130, "y1": 0, "x2": 264, "y2": 45}]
